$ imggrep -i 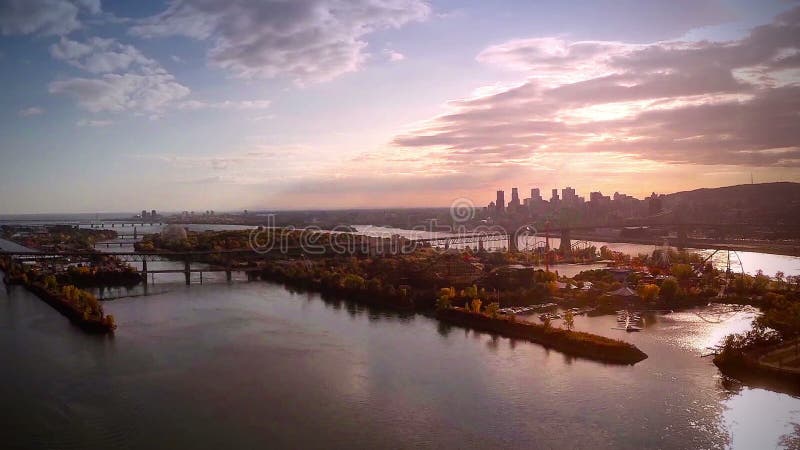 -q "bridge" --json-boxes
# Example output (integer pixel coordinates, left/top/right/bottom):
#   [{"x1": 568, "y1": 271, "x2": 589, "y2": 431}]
[
  {"x1": 0, "y1": 249, "x2": 269, "y2": 286},
  {"x1": 404, "y1": 220, "x2": 778, "y2": 257},
  {"x1": 0, "y1": 220, "x2": 164, "y2": 227}
]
